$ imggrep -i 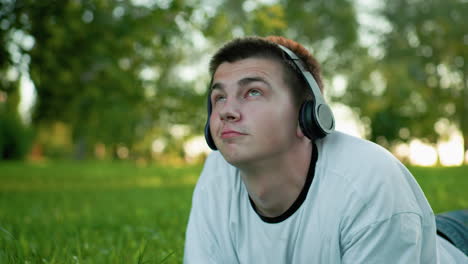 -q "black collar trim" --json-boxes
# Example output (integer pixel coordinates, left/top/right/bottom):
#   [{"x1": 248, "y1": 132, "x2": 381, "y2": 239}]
[{"x1": 248, "y1": 143, "x2": 318, "y2": 224}]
